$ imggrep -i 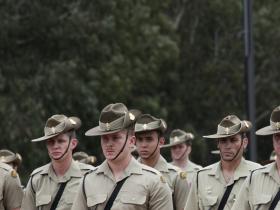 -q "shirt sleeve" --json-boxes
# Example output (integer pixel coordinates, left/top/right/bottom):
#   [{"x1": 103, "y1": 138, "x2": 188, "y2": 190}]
[
  {"x1": 231, "y1": 176, "x2": 251, "y2": 210},
  {"x1": 21, "y1": 177, "x2": 37, "y2": 210},
  {"x1": 184, "y1": 172, "x2": 200, "y2": 210},
  {"x1": 71, "y1": 178, "x2": 88, "y2": 210},
  {"x1": 149, "y1": 175, "x2": 174, "y2": 210},
  {"x1": 3, "y1": 172, "x2": 23, "y2": 209},
  {"x1": 173, "y1": 173, "x2": 190, "y2": 210}
]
